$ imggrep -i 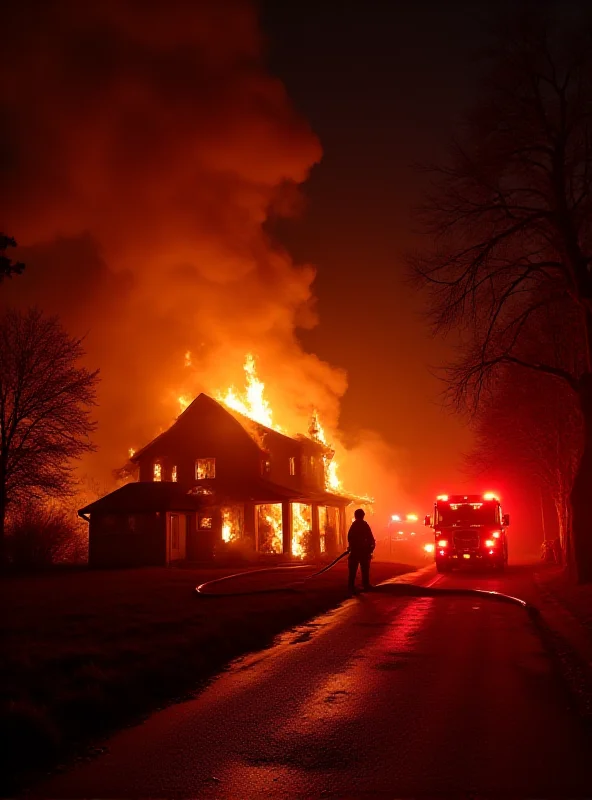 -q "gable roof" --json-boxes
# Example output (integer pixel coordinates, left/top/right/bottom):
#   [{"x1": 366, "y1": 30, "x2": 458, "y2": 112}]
[{"x1": 130, "y1": 393, "x2": 329, "y2": 463}]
